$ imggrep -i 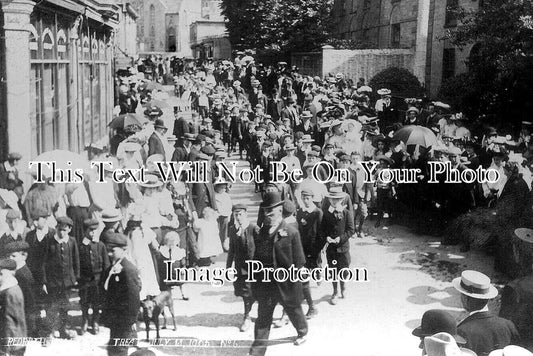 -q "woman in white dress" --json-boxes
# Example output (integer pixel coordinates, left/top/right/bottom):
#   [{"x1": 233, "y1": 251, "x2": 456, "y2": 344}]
[{"x1": 125, "y1": 217, "x2": 161, "y2": 300}]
